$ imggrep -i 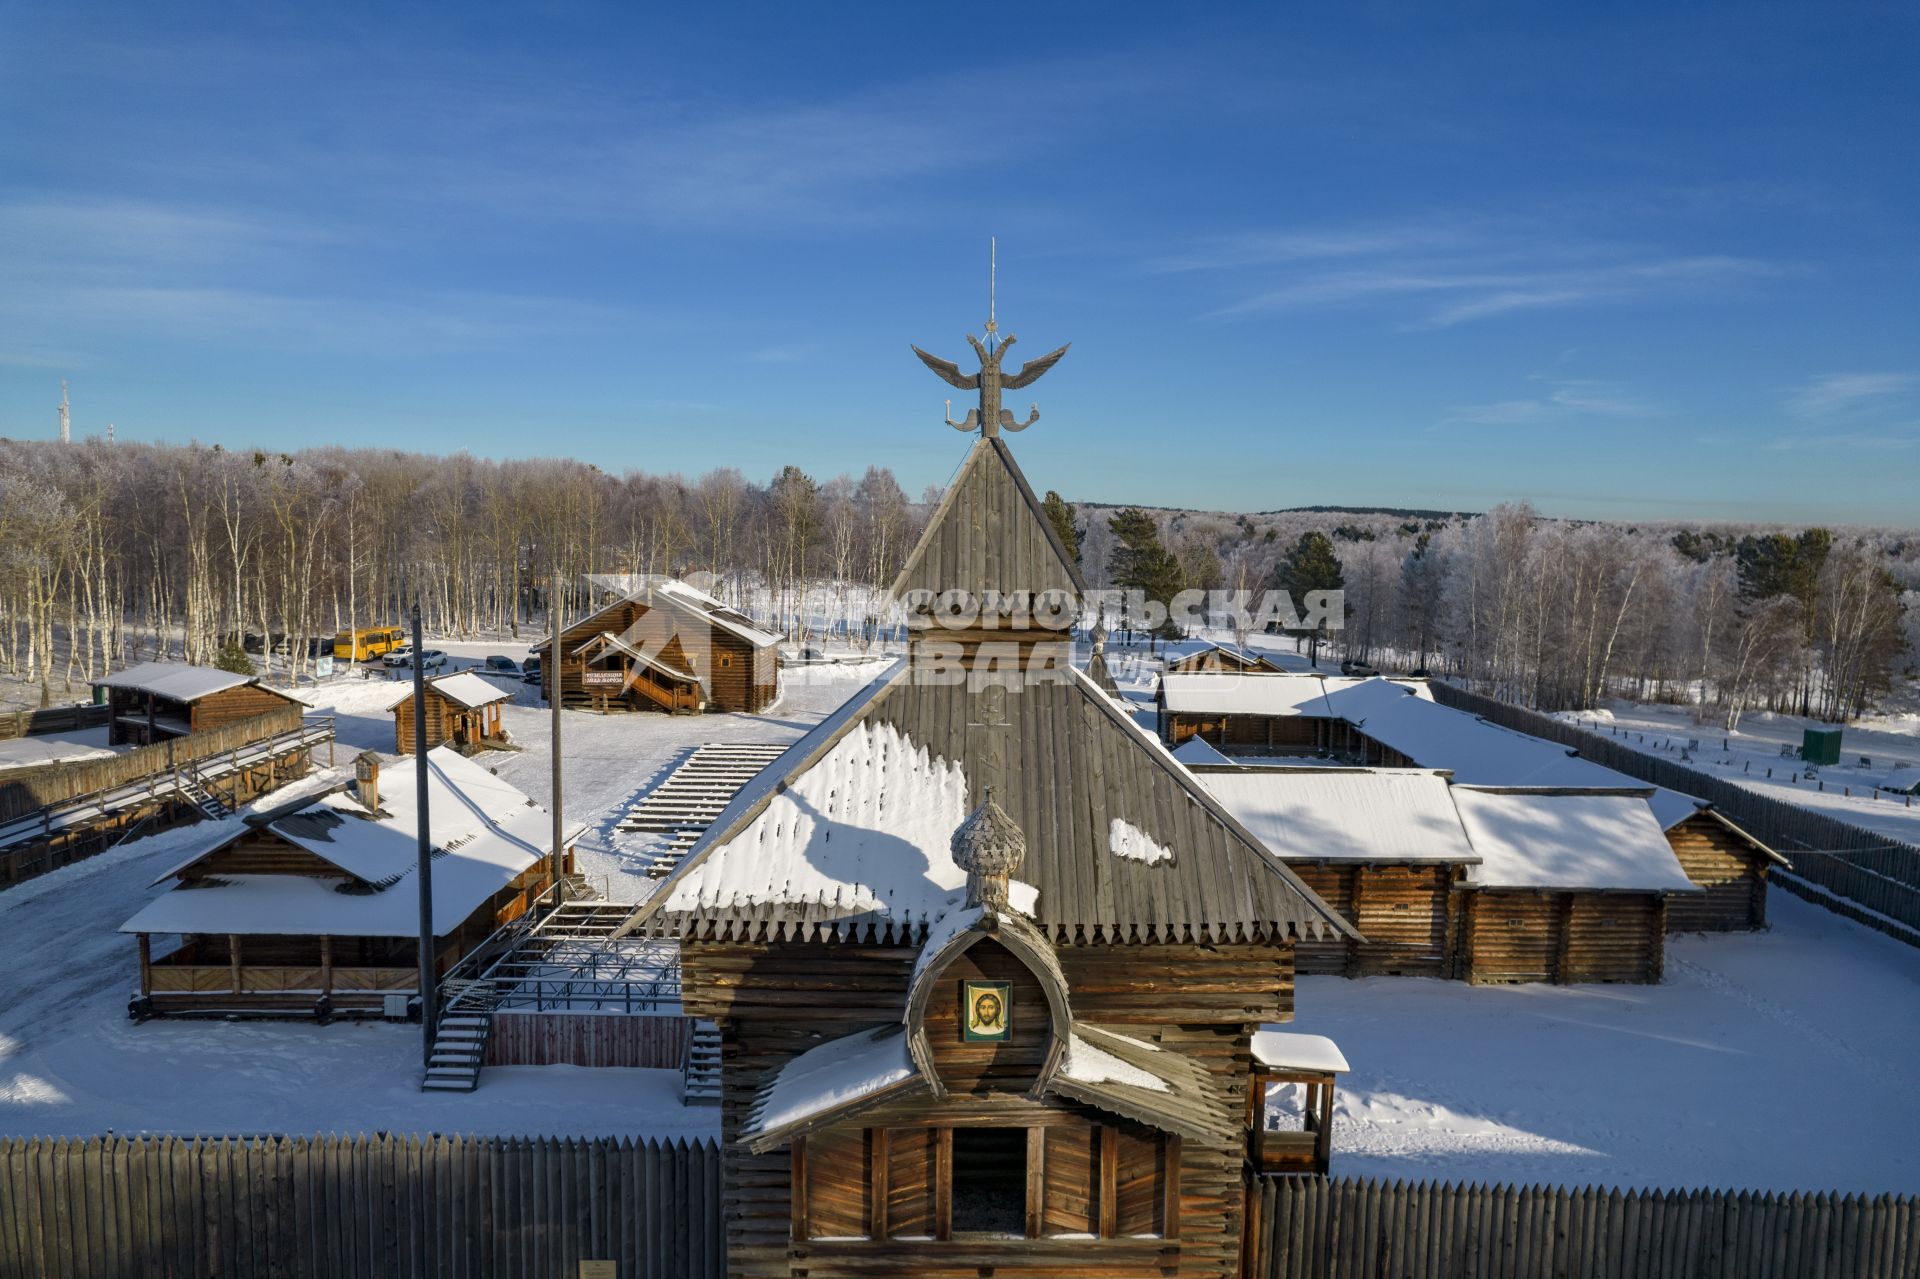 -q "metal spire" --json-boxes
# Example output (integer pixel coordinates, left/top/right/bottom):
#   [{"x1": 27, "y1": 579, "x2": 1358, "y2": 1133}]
[{"x1": 986, "y1": 236, "x2": 997, "y2": 354}]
